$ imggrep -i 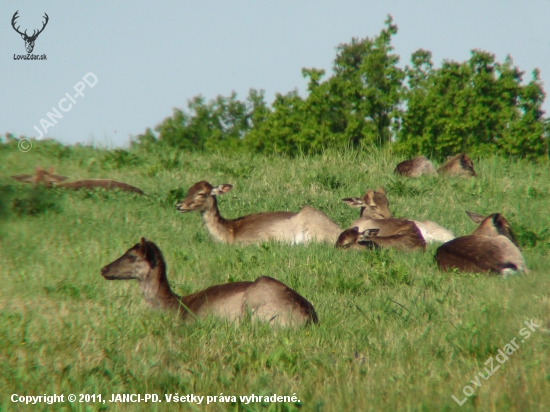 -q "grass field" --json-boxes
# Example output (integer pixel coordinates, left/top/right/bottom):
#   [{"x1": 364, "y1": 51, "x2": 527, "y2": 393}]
[{"x1": 1, "y1": 139, "x2": 549, "y2": 411}]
